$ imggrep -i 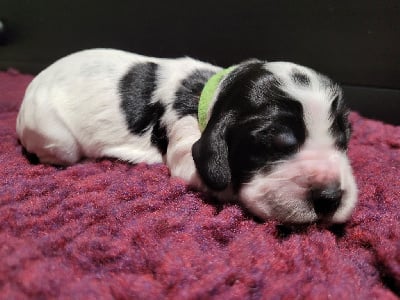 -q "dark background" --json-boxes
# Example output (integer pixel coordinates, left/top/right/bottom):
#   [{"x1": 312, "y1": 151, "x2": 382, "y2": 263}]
[{"x1": 1, "y1": 0, "x2": 399, "y2": 124}]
